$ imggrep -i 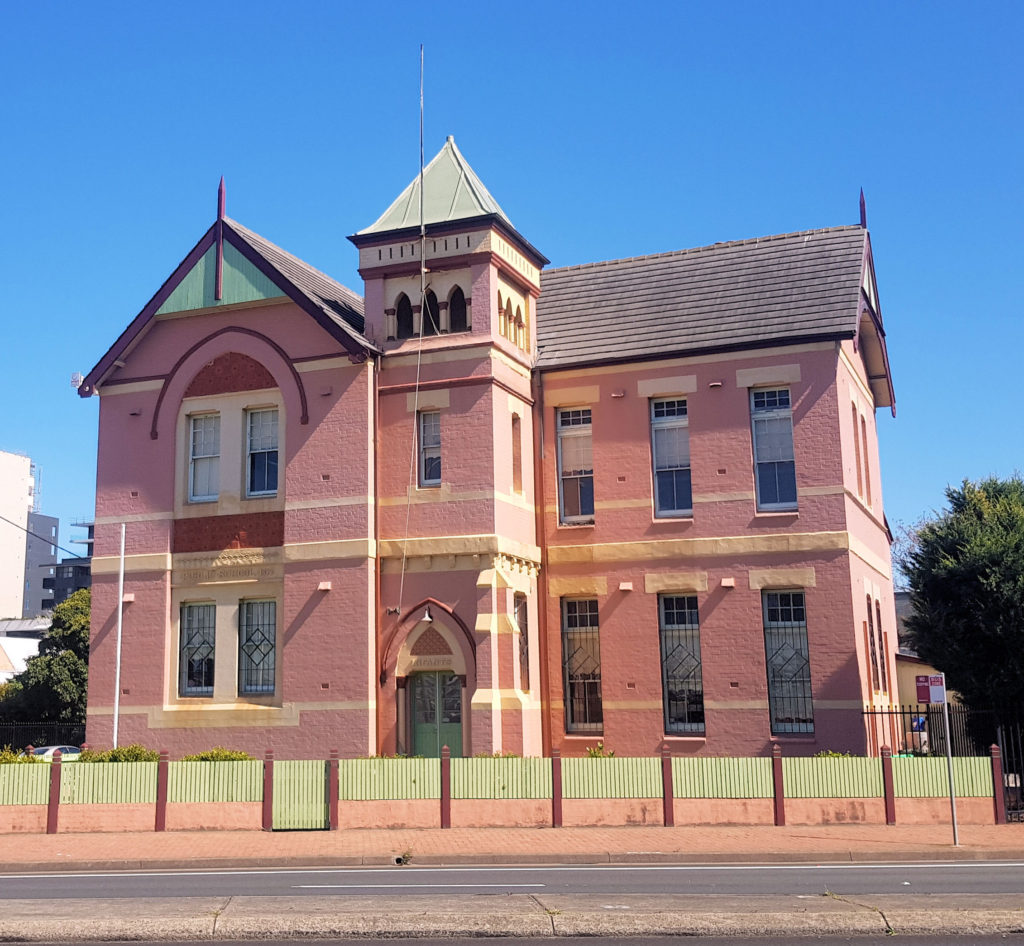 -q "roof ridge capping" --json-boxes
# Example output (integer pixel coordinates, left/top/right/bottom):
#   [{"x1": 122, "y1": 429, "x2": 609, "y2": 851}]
[{"x1": 545, "y1": 225, "x2": 864, "y2": 275}]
